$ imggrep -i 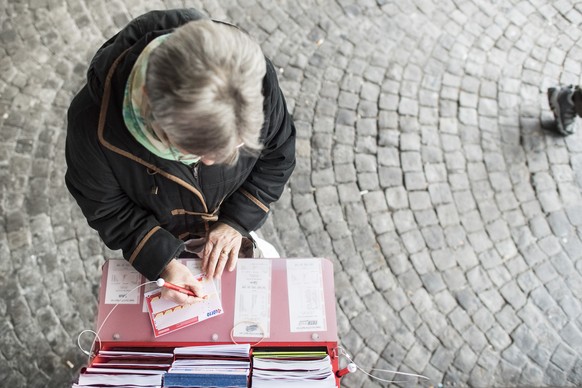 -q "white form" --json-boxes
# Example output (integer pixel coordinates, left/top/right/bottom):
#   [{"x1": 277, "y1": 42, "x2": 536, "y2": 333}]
[
  {"x1": 287, "y1": 259, "x2": 327, "y2": 332},
  {"x1": 105, "y1": 260, "x2": 141, "y2": 304},
  {"x1": 233, "y1": 259, "x2": 272, "y2": 338},
  {"x1": 184, "y1": 258, "x2": 222, "y2": 298}
]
